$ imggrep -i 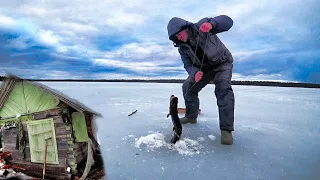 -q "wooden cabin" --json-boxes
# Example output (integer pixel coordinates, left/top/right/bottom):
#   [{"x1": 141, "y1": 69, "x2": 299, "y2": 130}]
[{"x1": 0, "y1": 75, "x2": 104, "y2": 179}]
